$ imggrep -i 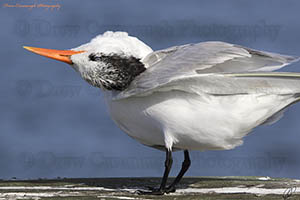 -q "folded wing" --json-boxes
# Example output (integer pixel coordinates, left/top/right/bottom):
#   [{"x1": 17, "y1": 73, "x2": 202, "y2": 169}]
[{"x1": 115, "y1": 41, "x2": 299, "y2": 99}]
